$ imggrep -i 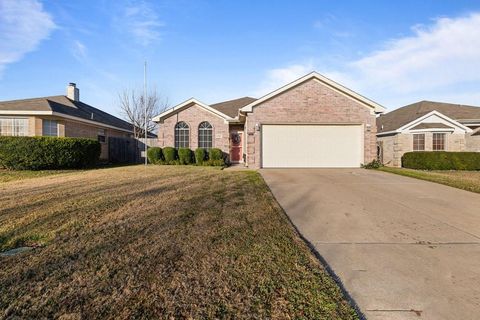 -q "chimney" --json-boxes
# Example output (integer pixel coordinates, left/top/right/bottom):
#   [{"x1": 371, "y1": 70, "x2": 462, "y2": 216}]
[{"x1": 67, "y1": 83, "x2": 80, "y2": 101}]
